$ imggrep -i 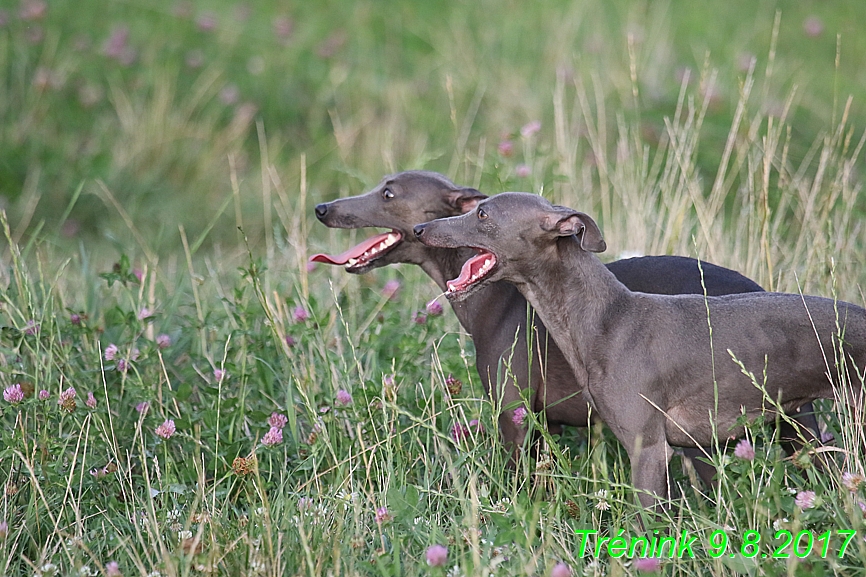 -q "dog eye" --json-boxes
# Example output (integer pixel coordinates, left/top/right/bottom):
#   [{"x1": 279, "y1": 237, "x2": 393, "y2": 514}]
[
  {"x1": 477, "y1": 208, "x2": 488, "y2": 220},
  {"x1": 382, "y1": 188, "x2": 395, "y2": 200}
]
